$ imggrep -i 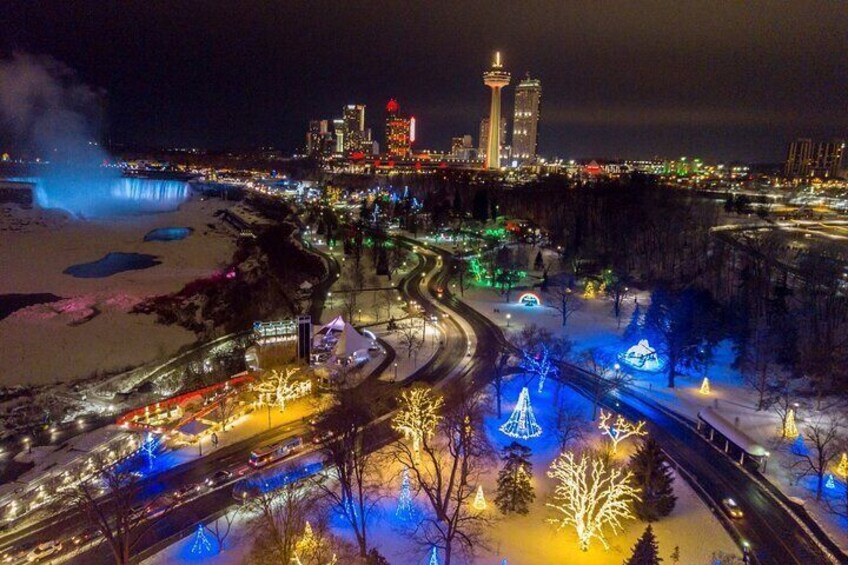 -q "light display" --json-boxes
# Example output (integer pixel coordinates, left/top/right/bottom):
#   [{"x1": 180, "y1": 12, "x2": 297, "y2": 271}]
[
  {"x1": 253, "y1": 368, "x2": 312, "y2": 413},
  {"x1": 392, "y1": 387, "x2": 444, "y2": 460},
  {"x1": 699, "y1": 377, "x2": 711, "y2": 395},
  {"x1": 618, "y1": 340, "x2": 665, "y2": 372},
  {"x1": 518, "y1": 292, "x2": 541, "y2": 307},
  {"x1": 141, "y1": 432, "x2": 159, "y2": 470},
  {"x1": 546, "y1": 451, "x2": 639, "y2": 551},
  {"x1": 190, "y1": 524, "x2": 213, "y2": 556},
  {"x1": 428, "y1": 547, "x2": 440, "y2": 565},
  {"x1": 598, "y1": 410, "x2": 647, "y2": 454},
  {"x1": 396, "y1": 467, "x2": 414, "y2": 520},
  {"x1": 295, "y1": 521, "x2": 319, "y2": 559},
  {"x1": 837, "y1": 452, "x2": 848, "y2": 478},
  {"x1": 826, "y1": 474, "x2": 836, "y2": 489},
  {"x1": 473, "y1": 484, "x2": 487, "y2": 510},
  {"x1": 499, "y1": 387, "x2": 542, "y2": 439},
  {"x1": 520, "y1": 346, "x2": 558, "y2": 393},
  {"x1": 784, "y1": 408, "x2": 799, "y2": 439}
]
